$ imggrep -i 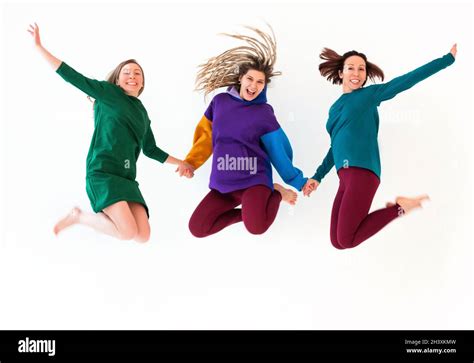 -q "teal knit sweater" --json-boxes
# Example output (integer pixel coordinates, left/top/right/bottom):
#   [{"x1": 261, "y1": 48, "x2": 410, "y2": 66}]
[{"x1": 312, "y1": 53, "x2": 455, "y2": 182}]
